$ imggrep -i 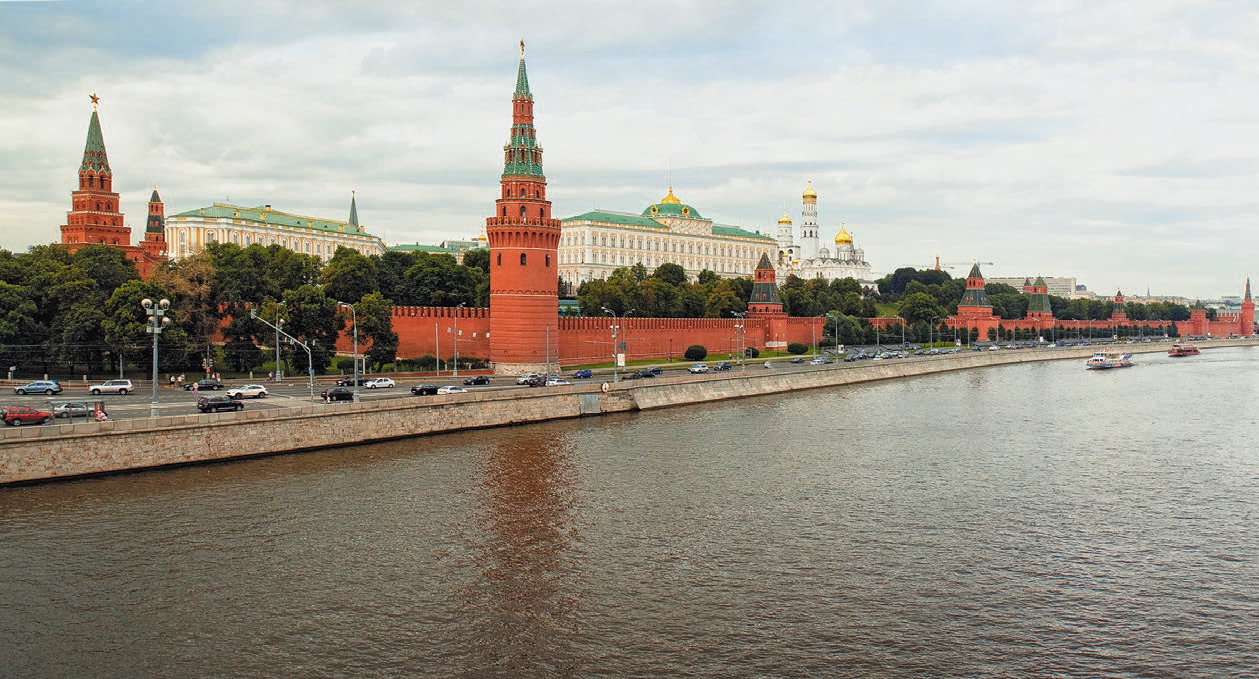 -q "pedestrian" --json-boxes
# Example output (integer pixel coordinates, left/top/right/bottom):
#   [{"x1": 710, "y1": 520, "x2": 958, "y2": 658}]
[
  {"x1": 169, "y1": 375, "x2": 176, "y2": 388},
  {"x1": 192, "y1": 382, "x2": 199, "y2": 398},
  {"x1": 268, "y1": 370, "x2": 275, "y2": 382}
]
